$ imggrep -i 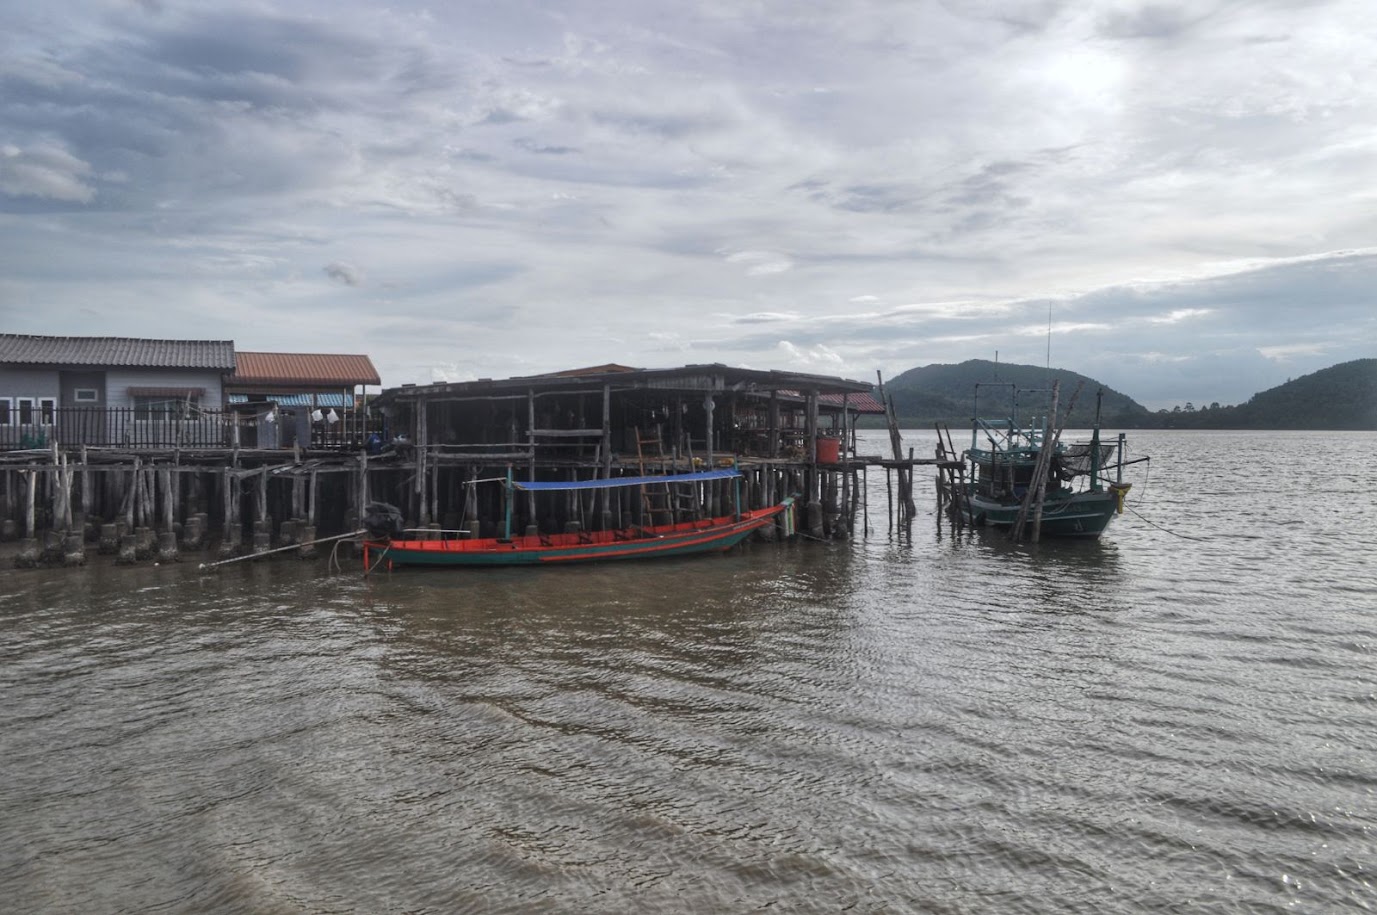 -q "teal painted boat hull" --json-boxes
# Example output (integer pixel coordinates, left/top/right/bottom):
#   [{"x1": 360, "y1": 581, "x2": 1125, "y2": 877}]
[
  {"x1": 961, "y1": 488, "x2": 1120, "y2": 538},
  {"x1": 366, "y1": 501, "x2": 793, "y2": 569}
]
